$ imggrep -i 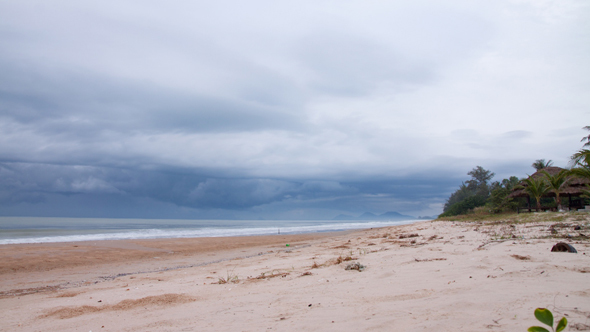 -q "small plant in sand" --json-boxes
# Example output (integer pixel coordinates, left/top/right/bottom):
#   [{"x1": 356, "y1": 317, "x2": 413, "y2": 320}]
[
  {"x1": 335, "y1": 253, "x2": 354, "y2": 264},
  {"x1": 528, "y1": 308, "x2": 567, "y2": 332},
  {"x1": 217, "y1": 269, "x2": 239, "y2": 284}
]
